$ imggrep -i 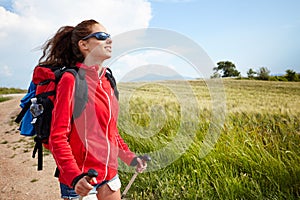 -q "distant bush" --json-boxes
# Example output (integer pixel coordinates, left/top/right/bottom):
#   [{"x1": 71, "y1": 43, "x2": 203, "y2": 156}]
[
  {"x1": 257, "y1": 67, "x2": 271, "y2": 80},
  {"x1": 268, "y1": 76, "x2": 278, "y2": 81},
  {"x1": 285, "y1": 69, "x2": 299, "y2": 81},
  {"x1": 0, "y1": 87, "x2": 26, "y2": 94},
  {"x1": 267, "y1": 76, "x2": 288, "y2": 82},
  {"x1": 277, "y1": 76, "x2": 289, "y2": 81}
]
